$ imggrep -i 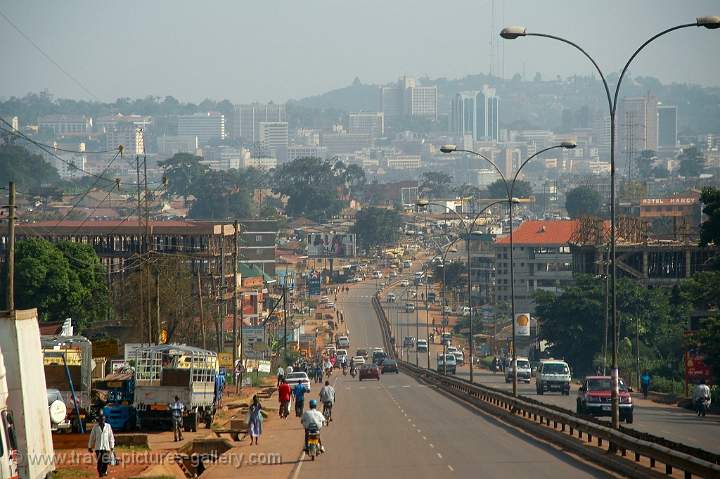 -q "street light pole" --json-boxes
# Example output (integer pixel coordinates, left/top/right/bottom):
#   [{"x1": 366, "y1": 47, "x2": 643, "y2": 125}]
[{"x1": 499, "y1": 14, "x2": 720, "y2": 427}]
